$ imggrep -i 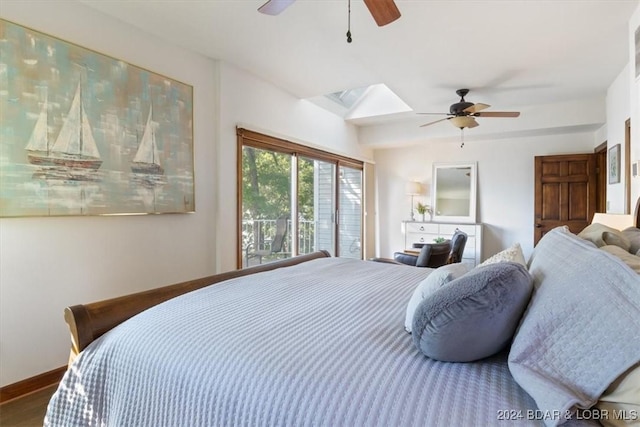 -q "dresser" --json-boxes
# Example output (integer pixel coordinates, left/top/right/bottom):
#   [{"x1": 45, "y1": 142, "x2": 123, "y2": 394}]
[{"x1": 403, "y1": 221, "x2": 483, "y2": 266}]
